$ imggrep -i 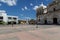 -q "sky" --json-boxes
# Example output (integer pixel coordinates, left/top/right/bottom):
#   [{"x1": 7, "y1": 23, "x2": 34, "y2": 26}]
[{"x1": 0, "y1": 0, "x2": 52, "y2": 20}]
